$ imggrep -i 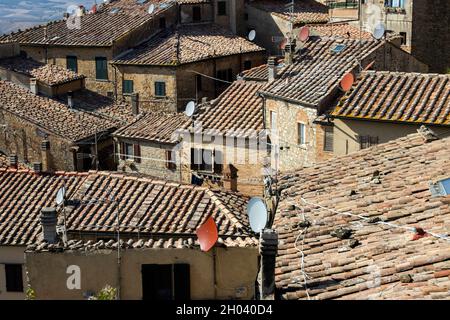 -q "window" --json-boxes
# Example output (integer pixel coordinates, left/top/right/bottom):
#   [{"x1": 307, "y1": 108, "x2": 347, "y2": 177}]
[
  {"x1": 196, "y1": 74, "x2": 202, "y2": 92},
  {"x1": 155, "y1": 81, "x2": 166, "y2": 97},
  {"x1": 190, "y1": 148, "x2": 222, "y2": 174},
  {"x1": 385, "y1": 0, "x2": 405, "y2": 8},
  {"x1": 324, "y1": 126, "x2": 334, "y2": 152},
  {"x1": 218, "y1": 1, "x2": 227, "y2": 16},
  {"x1": 166, "y1": 150, "x2": 176, "y2": 170},
  {"x1": 400, "y1": 32, "x2": 407, "y2": 45},
  {"x1": 270, "y1": 111, "x2": 277, "y2": 132},
  {"x1": 297, "y1": 123, "x2": 306, "y2": 145},
  {"x1": 66, "y1": 56, "x2": 78, "y2": 73},
  {"x1": 217, "y1": 69, "x2": 233, "y2": 82},
  {"x1": 5, "y1": 264, "x2": 23, "y2": 292},
  {"x1": 358, "y1": 135, "x2": 379, "y2": 149},
  {"x1": 243, "y1": 60, "x2": 252, "y2": 70},
  {"x1": 95, "y1": 57, "x2": 108, "y2": 80},
  {"x1": 193, "y1": 6, "x2": 201, "y2": 22},
  {"x1": 141, "y1": 264, "x2": 190, "y2": 300},
  {"x1": 159, "y1": 17, "x2": 166, "y2": 29},
  {"x1": 122, "y1": 80, "x2": 134, "y2": 94},
  {"x1": 121, "y1": 143, "x2": 141, "y2": 163}
]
